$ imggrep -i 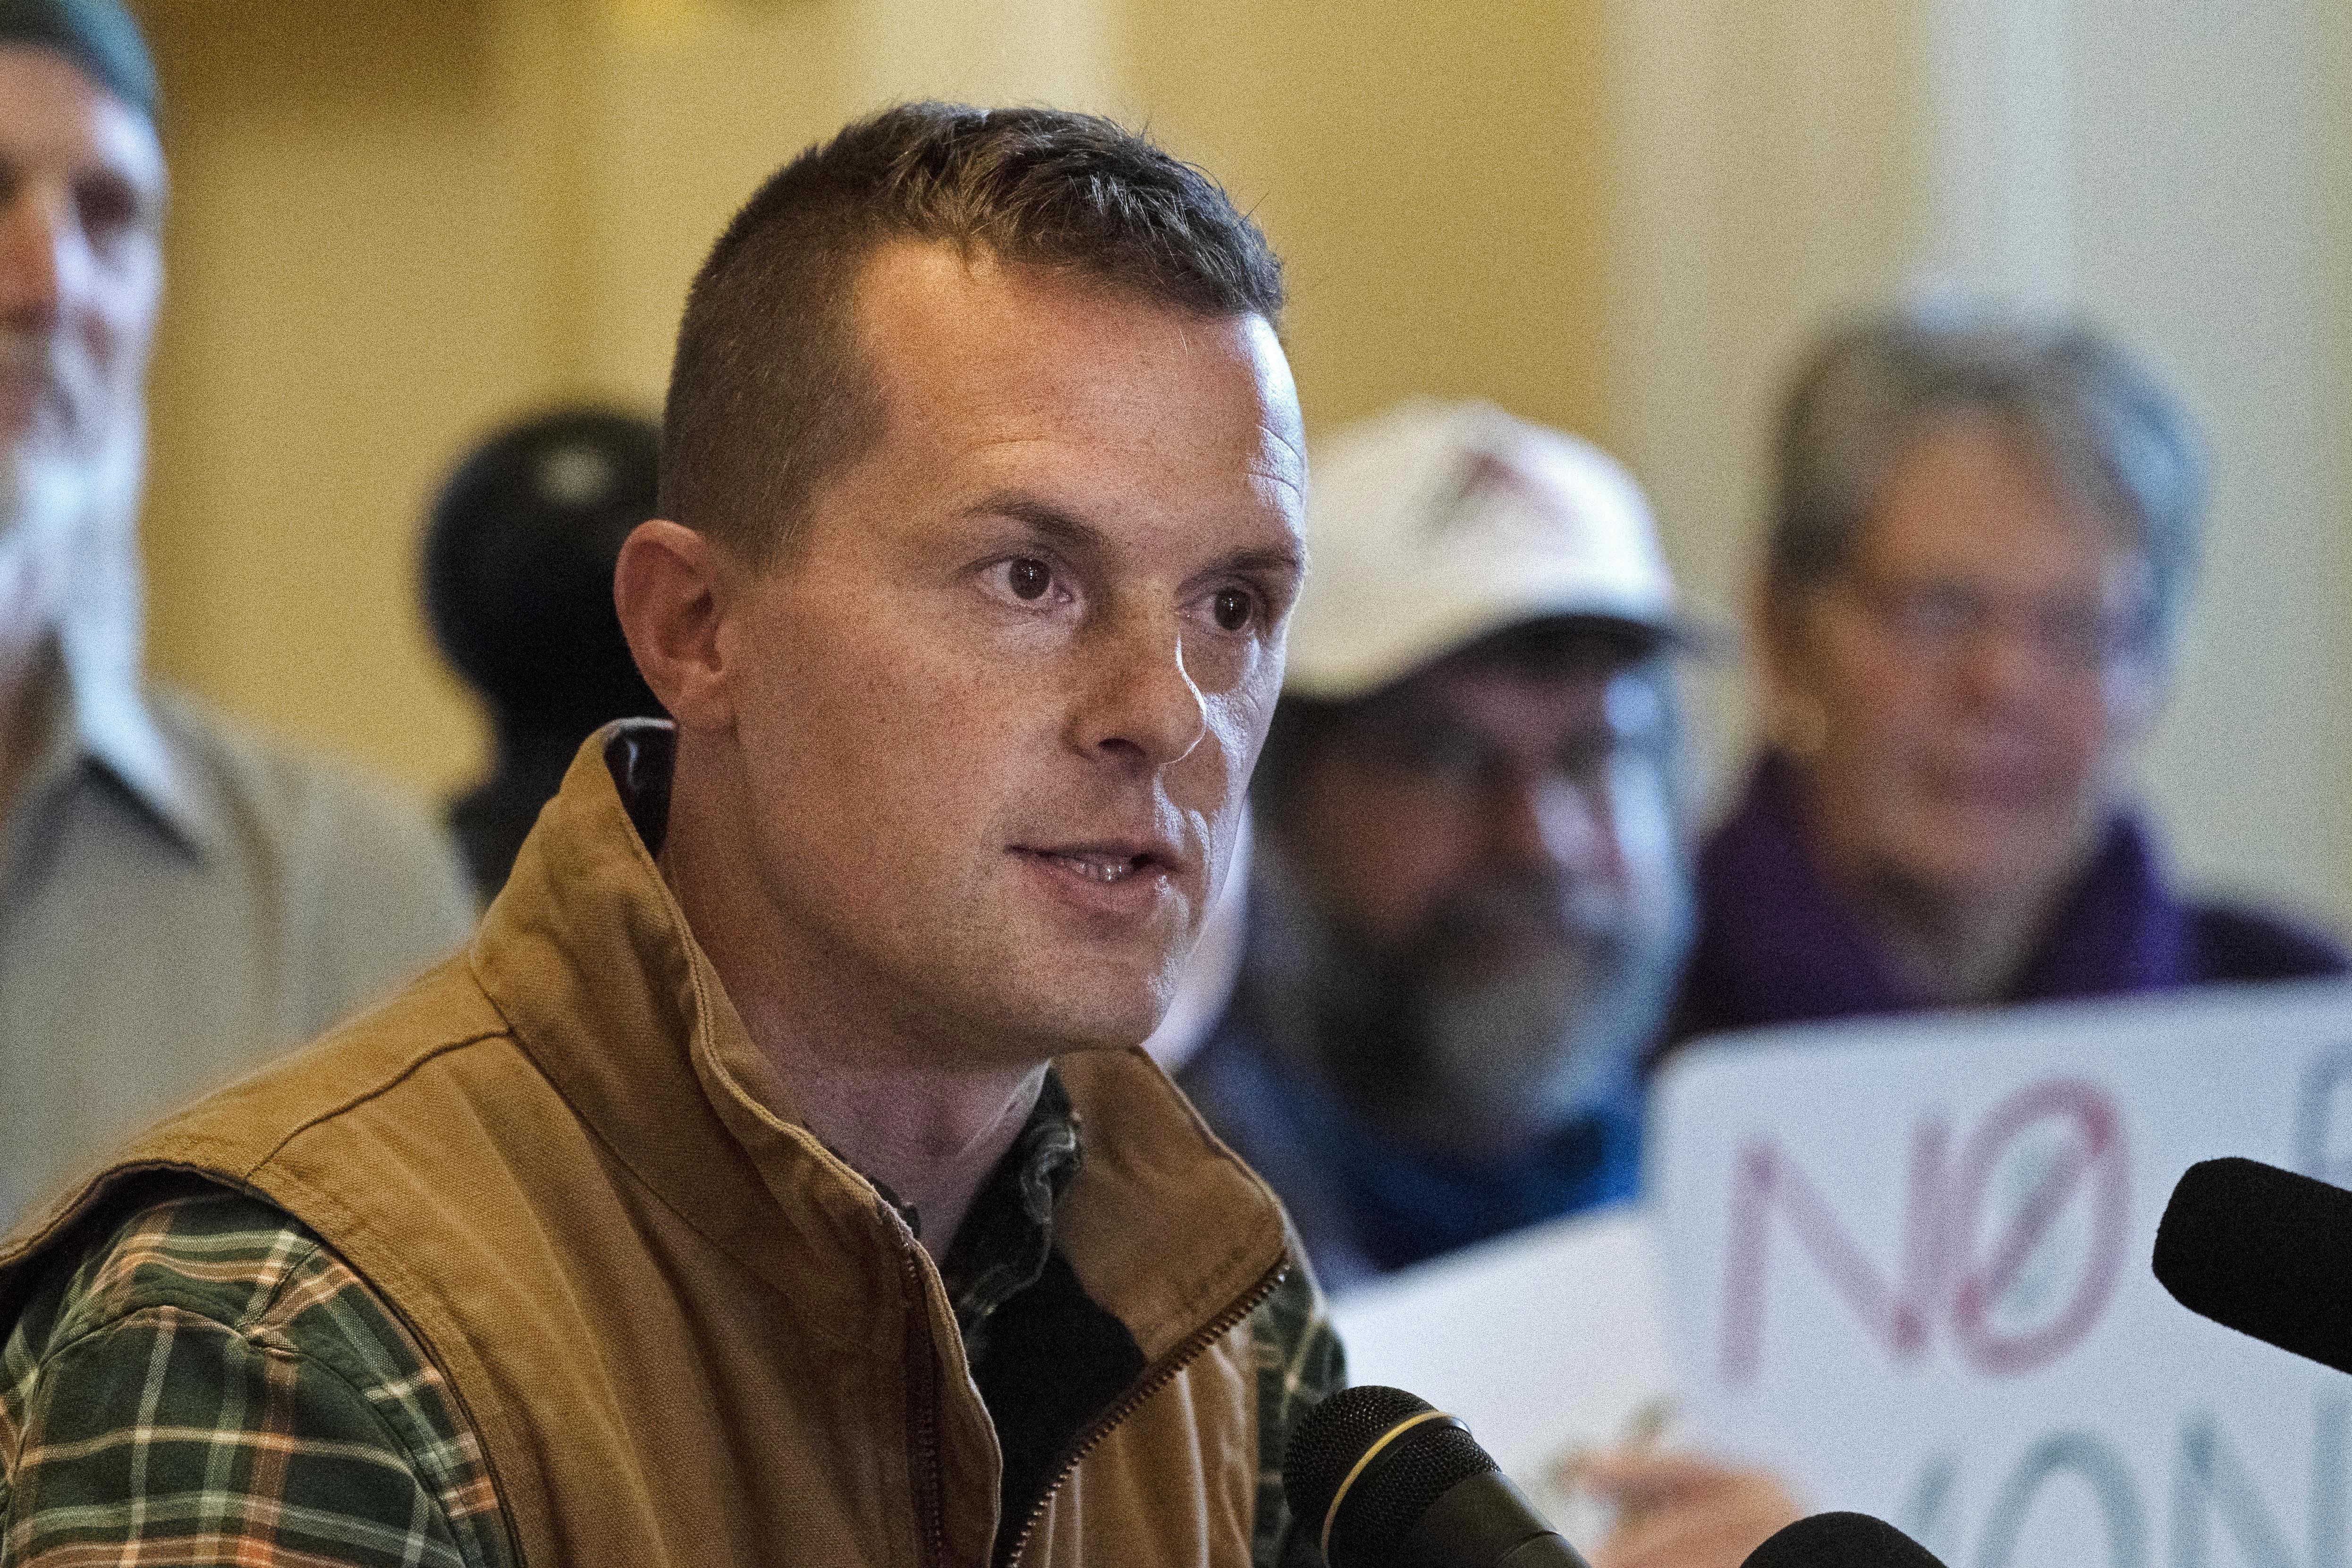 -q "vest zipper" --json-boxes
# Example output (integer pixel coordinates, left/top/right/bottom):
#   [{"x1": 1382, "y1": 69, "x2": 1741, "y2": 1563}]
[
  {"x1": 901, "y1": 1236, "x2": 954, "y2": 1568},
  {"x1": 999, "y1": 1253, "x2": 1292, "y2": 1568}
]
